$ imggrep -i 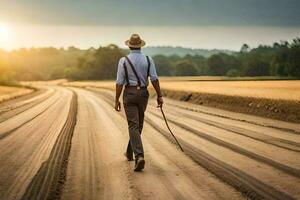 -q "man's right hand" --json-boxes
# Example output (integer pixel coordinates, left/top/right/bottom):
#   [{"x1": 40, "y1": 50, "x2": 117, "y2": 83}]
[
  {"x1": 157, "y1": 96, "x2": 163, "y2": 108},
  {"x1": 115, "y1": 101, "x2": 121, "y2": 112}
]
